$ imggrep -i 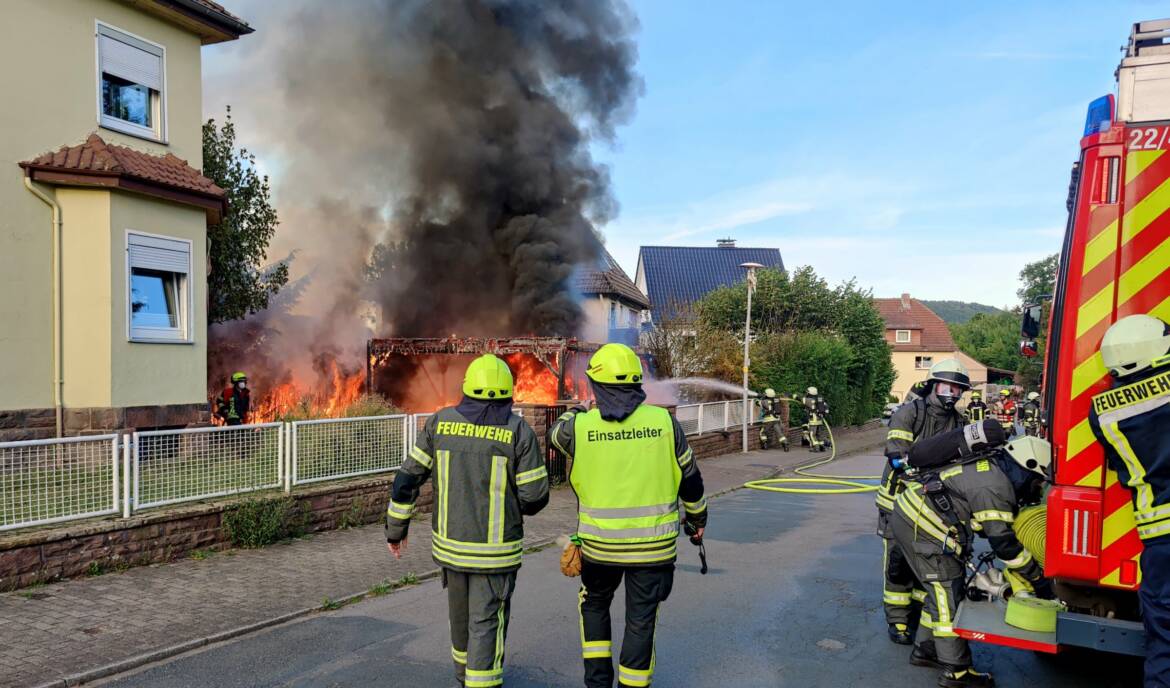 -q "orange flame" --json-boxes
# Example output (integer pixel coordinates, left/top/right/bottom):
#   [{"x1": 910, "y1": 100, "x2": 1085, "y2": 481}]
[
  {"x1": 503, "y1": 353, "x2": 560, "y2": 404},
  {"x1": 214, "y1": 361, "x2": 367, "y2": 423}
]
